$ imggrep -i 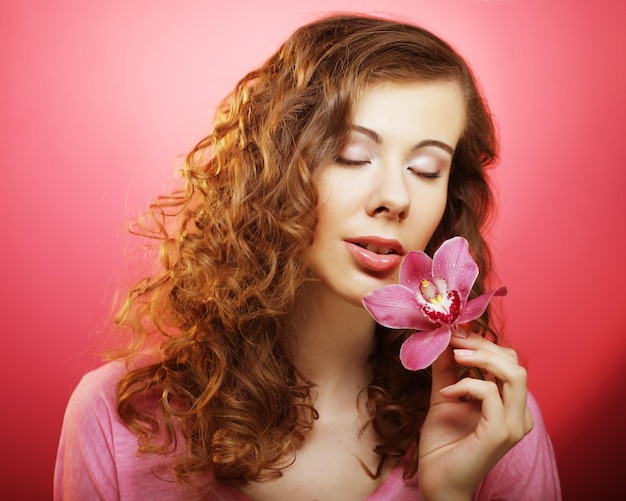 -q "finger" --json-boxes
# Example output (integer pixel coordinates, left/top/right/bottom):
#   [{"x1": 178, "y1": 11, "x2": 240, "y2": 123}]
[
  {"x1": 453, "y1": 348, "x2": 528, "y2": 423},
  {"x1": 450, "y1": 333, "x2": 523, "y2": 394},
  {"x1": 451, "y1": 331, "x2": 518, "y2": 364},
  {"x1": 439, "y1": 377, "x2": 504, "y2": 424},
  {"x1": 440, "y1": 377, "x2": 533, "y2": 453},
  {"x1": 453, "y1": 347, "x2": 524, "y2": 385}
]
